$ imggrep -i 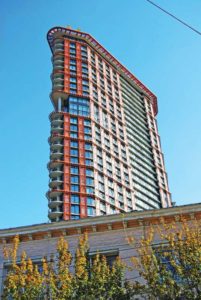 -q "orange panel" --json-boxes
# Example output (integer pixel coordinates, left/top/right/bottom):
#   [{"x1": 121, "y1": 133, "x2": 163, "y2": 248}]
[
  {"x1": 76, "y1": 43, "x2": 82, "y2": 95},
  {"x1": 64, "y1": 39, "x2": 70, "y2": 93}
]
